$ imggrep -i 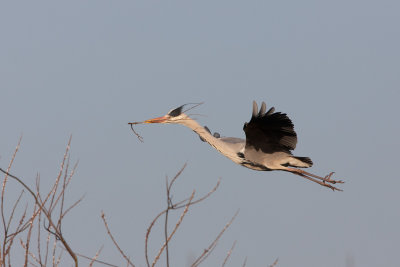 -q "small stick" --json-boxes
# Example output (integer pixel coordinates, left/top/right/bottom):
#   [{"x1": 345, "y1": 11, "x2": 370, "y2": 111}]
[{"x1": 128, "y1": 122, "x2": 144, "y2": 142}]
